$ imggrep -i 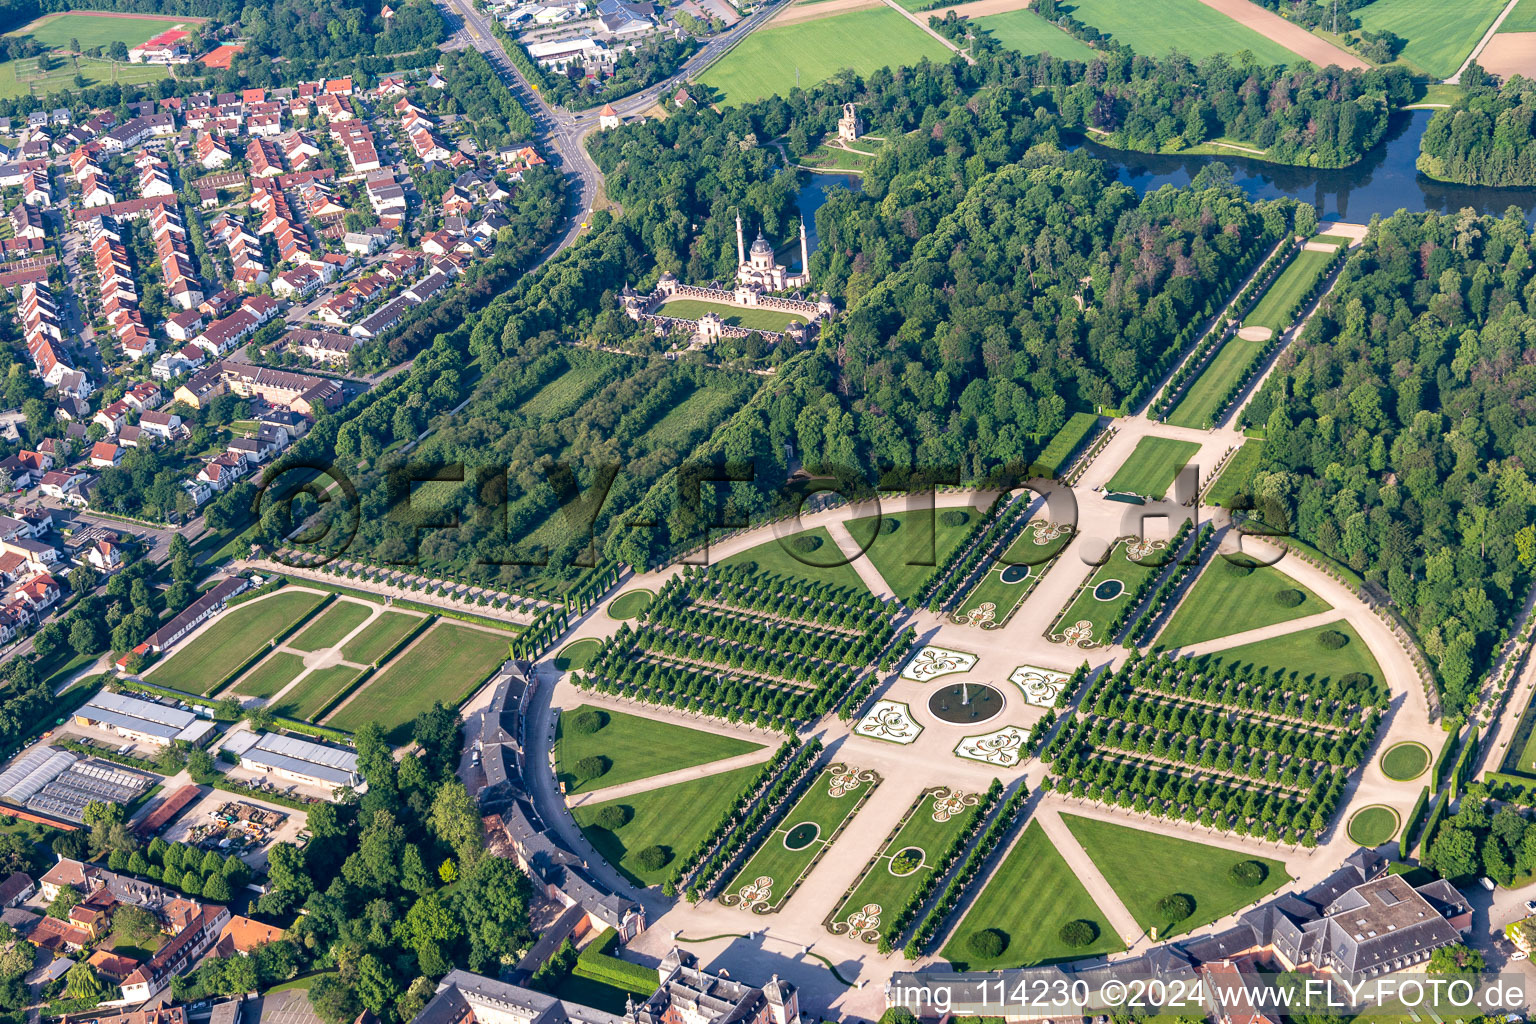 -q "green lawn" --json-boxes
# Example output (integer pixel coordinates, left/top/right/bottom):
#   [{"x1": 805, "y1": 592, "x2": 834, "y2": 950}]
[
  {"x1": 1062, "y1": 814, "x2": 1290, "y2": 940},
  {"x1": 721, "y1": 765, "x2": 878, "y2": 913},
  {"x1": 639, "y1": 386, "x2": 741, "y2": 450},
  {"x1": 658, "y1": 298, "x2": 808, "y2": 332},
  {"x1": 1189, "y1": 620, "x2": 1384, "y2": 690},
  {"x1": 267, "y1": 665, "x2": 363, "y2": 722},
  {"x1": 973, "y1": 9, "x2": 1099, "y2": 59},
  {"x1": 338, "y1": 611, "x2": 424, "y2": 665},
  {"x1": 1380, "y1": 741, "x2": 1430, "y2": 781},
  {"x1": 1504, "y1": 0, "x2": 1536, "y2": 32},
  {"x1": 846, "y1": 509, "x2": 976, "y2": 605},
  {"x1": 0, "y1": 53, "x2": 168, "y2": 99},
  {"x1": 554, "y1": 704, "x2": 763, "y2": 794},
  {"x1": 720, "y1": 526, "x2": 869, "y2": 593},
  {"x1": 606, "y1": 590, "x2": 655, "y2": 620},
  {"x1": 554, "y1": 639, "x2": 601, "y2": 672},
  {"x1": 1357, "y1": 0, "x2": 1507, "y2": 77},
  {"x1": 1063, "y1": 0, "x2": 1303, "y2": 64},
  {"x1": 1312, "y1": 234, "x2": 1350, "y2": 248},
  {"x1": 1156, "y1": 562, "x2": 1328, "y2": 649},
  {"x1": 1206, "y1": 440, "x2": 1264, "y2": 508},
  {"x1": 1167, "y1": 336, "x2": 1267, "y2": 429},
  {"x1": 953, "y1": 521, "x2": 1073, "y2": 627},
  {"x1": 1347, "y1": 805, "x2": 1400, "y2": 847},
  {"x1": 699, "y1": 7, "x2": 953, "y2": 105},
  {"x1": 1105, "y1": 437, "x2": 1201, "y2": 499},
  {"x1": 7, "y1": 11, "x2": 194, "y2": 49},
  {"x1": 148, "y1": 591, "x2": 327, "y2": 695},
  {"x1": 327, "y1": 622, "x2": 510, "y2": 741},
  {"x1": 573, "y1": 763, "x2": 763, "y2": 886},
  {"x1": 288, "y1": 601, "x2": 373, "y2": 652},
  {"x1": 229, "y1": 652, "x2": 307, "y2": 700},
  {"x1": 1245, "y1": 249, "x2": 1332, "y2": 332},
  {"x1": 1048, "y1": 538, "x2": 1168, "y2": 648},
  {"x1": 942, "y1": 821, "x2": 1123, "y2": 968},
  {"x1": 1035, "y1": 411, "x2": 1101, "y2": 476}
]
